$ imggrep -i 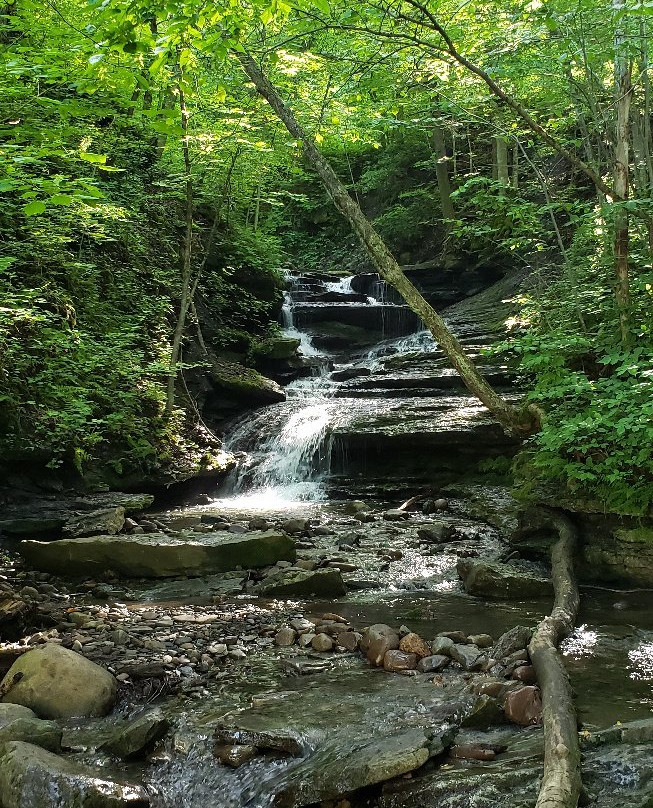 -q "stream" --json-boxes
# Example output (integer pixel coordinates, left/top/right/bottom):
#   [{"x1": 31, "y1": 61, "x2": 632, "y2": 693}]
[{"x1": 3, "y1": 272, "x2": 653, "y2": 807}]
